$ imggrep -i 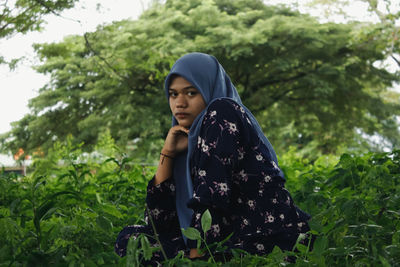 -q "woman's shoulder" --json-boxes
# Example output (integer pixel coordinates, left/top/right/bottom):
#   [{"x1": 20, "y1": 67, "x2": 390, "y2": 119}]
[
  {"x1": 207, "y1": 98, "x2": 241, "y2": 111},
  {"x1": 205, "y1": 98, "x2": 247, "y2": 120},
  {"x1": 201, "y1": 98, "x2": 253, "y2": 137}
]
